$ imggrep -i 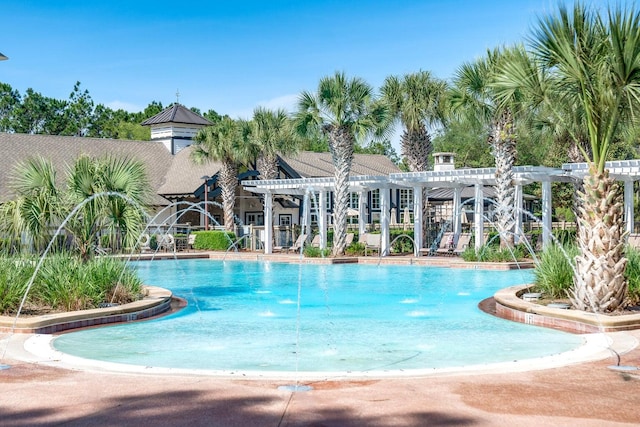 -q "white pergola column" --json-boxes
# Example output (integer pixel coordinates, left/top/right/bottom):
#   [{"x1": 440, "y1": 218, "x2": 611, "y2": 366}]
[
  {"x1": 452, "y1": 187, "x2": 462, "y2": 238},
  {"x1": 318, "y1": 190, "x2": 327, "y2": 249},
  {"x1": 264, "y1": 191, "x2": 273, "y2": 254},
  {"x1": 358, "y1": 190, "x2": 367, "y2": 236},
  {"x1": 303, "y1": 190, "x2": 312, "y2": 239},
  {"x1": 624, "y1": 179, "x2": 635, "y2": 234},
  {"x1": 474, "y1": 184, "x2": 484, "y2": 251},
  {"x1": 514, "y1": 184, "x2": 523, "y2": 243},
  {"x1": 413, "y1": 186, "x2": 423, "y2": 256},
  {"x1": 381, "y1": 187, "x2": 390, "y2": 256},
  {"x1": 541, "y1": 180, "x2": 552, "y2": 248}
]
